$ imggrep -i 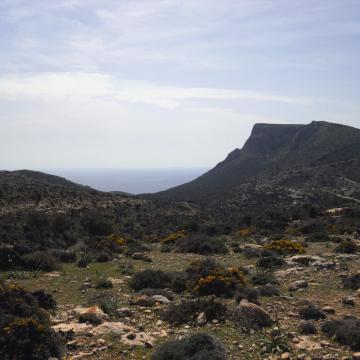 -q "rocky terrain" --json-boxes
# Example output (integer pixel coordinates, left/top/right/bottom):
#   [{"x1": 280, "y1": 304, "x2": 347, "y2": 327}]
[{"x1": 1, "y1": 121, "x2": 360, "y2": 360}]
